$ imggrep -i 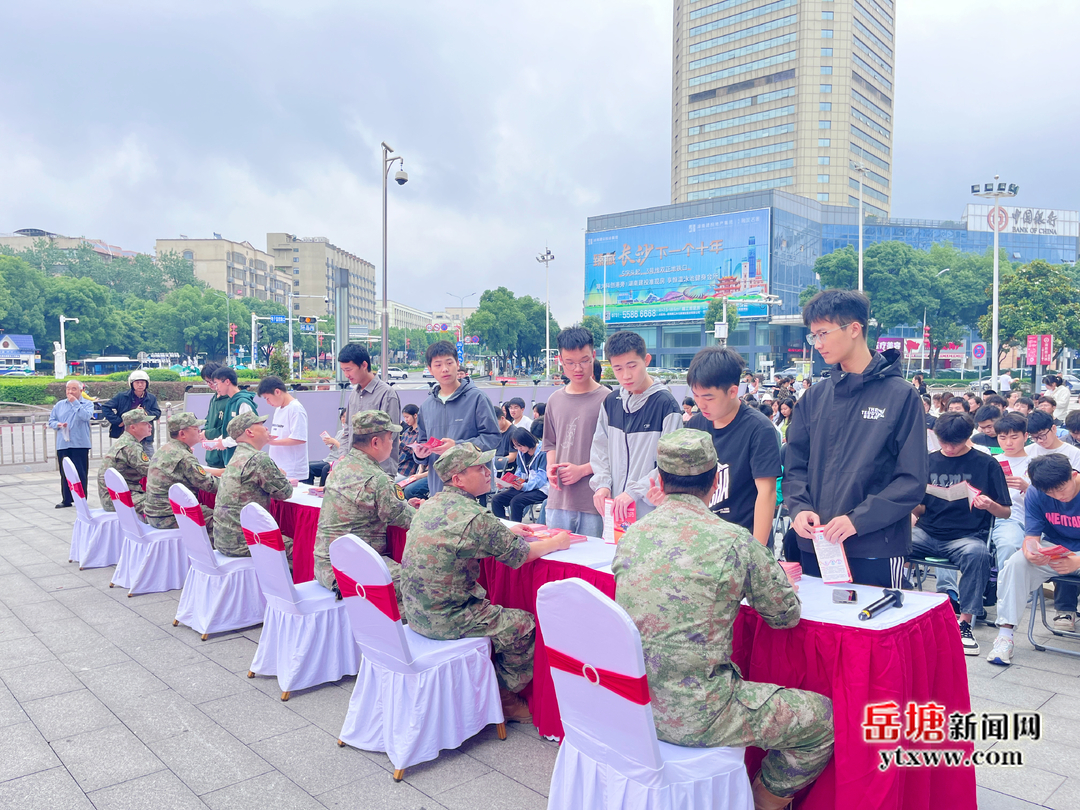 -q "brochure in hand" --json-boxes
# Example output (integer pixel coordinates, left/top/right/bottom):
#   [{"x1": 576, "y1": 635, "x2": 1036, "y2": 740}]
[
  {"x1": 811, "y1": 528, "x2": 852, "y2": 584},
  {"x1": 603, "y1": 499, "x2": 636, "y2": 545},
  {"x1": 496, "y1": 472, "x2": 525, "y2": 489},
  {"x1": 1036, "y1": 543, "x2": 1076, "y2": 559}
]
